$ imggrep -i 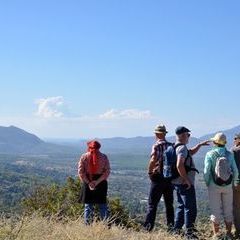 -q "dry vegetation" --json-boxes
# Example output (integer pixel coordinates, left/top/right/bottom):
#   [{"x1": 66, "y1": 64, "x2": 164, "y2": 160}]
[{"x1": 0, "y1": 215, "x2": 214, "y2": 240}]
